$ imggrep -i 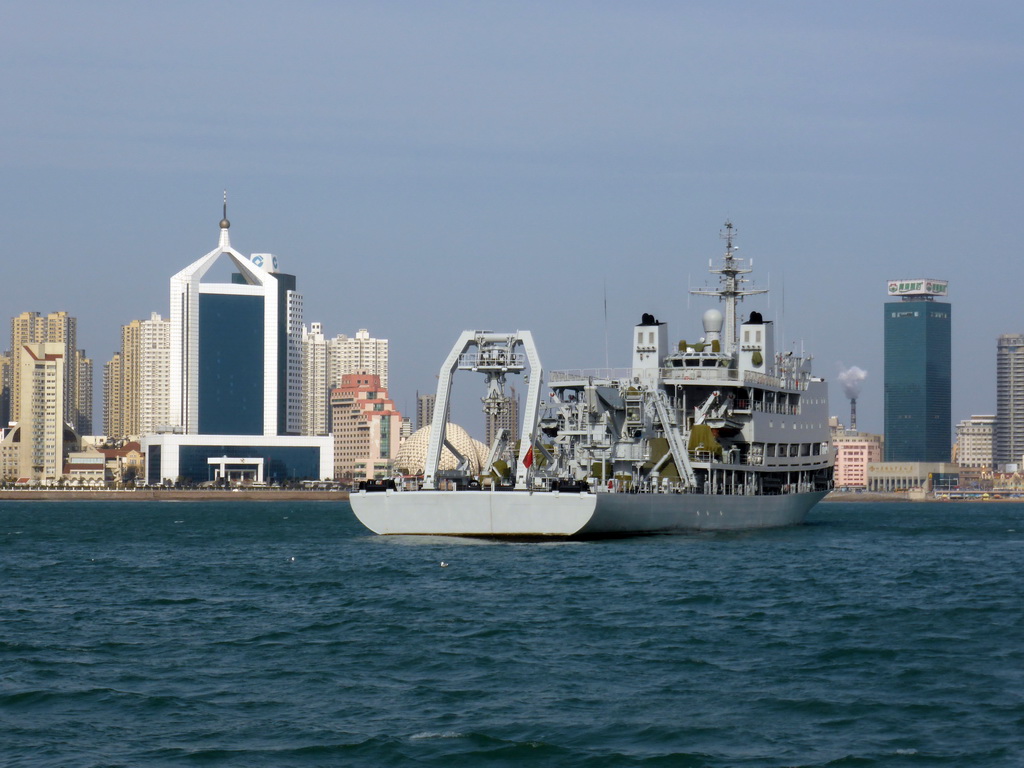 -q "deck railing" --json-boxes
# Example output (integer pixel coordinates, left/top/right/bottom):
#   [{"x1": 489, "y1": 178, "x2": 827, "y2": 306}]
[{"x1": 548, "y1": 367, "x2": 809, "y2": 391}]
